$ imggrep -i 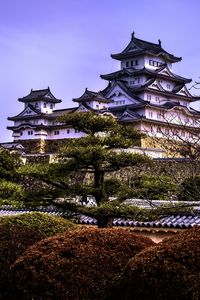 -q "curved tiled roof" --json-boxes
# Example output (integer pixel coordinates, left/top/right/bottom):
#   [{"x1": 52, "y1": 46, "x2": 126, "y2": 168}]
[
  {"x1": 73, "y1": 88, "x2": 113, "y2": 103},
  {"x1": 0, "y1": 205, "x2": 200, "y2": 230},
  {"x1": 77, "y1": 214, "x2": 200, "y2": 229},
  {"x1": 111, "y1": 33, "x2": 181, "y2": 63},
  {"x1": 101, "y1": 66, "x2": 191, "y2": 84},
  {"x1": 18, "y1": 88, "x2": 62, "y2": 104}
]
